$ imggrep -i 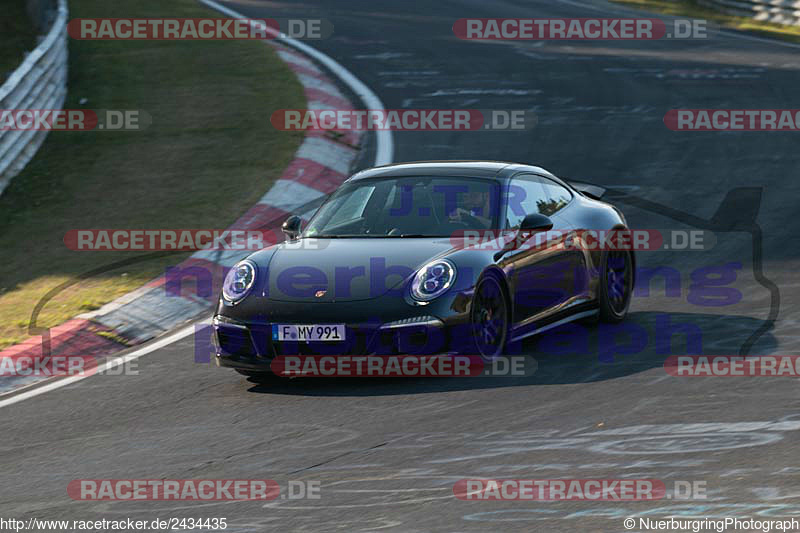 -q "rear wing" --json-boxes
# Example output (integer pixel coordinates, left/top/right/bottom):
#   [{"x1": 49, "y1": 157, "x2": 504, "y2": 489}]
[{"x1": 566, "y1": 180, "x2": 606, "y2": 200}]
